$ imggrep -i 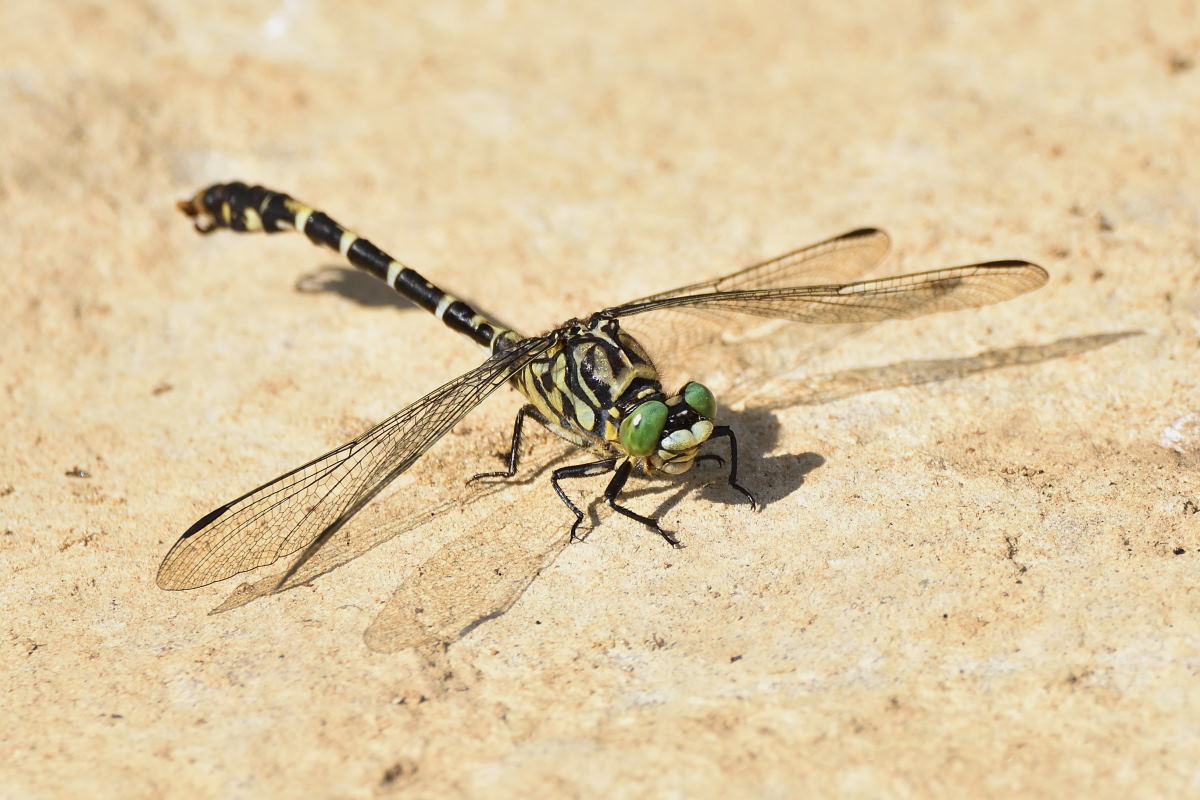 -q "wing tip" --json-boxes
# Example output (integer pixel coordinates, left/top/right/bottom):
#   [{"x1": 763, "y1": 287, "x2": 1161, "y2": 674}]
[
  {"x1": 840, "y1": 227, "x2": 890, "y2": 246},
  {"x1": 155, "y1": 557, "x2": 197, "y2": 590},
  {"x1": 979, "y1": 258, "x2": 1039, "y2": 268},
  {"x1": 978, "y1": 259, "x2": 1050, "y2": 287},
  {"x1": 156, "y1": 503, "x2": 233, "y2": 591},
  {"x1": 155, "y1": 573, "x2": 189, "y2": 591},
  {"x1": 179, "y1": 504, "x2": 231, "y2": 540}
]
